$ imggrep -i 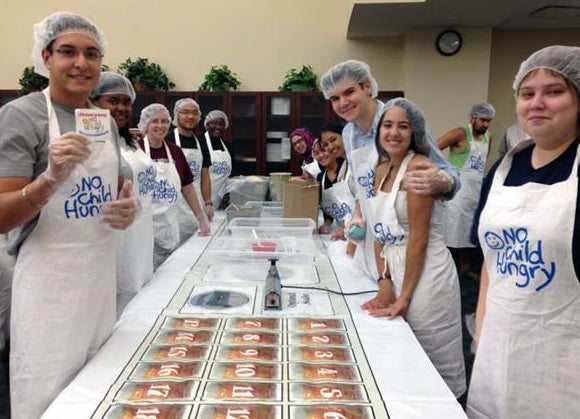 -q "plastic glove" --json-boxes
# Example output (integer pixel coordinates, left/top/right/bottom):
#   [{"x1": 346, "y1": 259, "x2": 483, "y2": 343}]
[
  {"x1": 100, "y1": 180, "x2": 139, "y2": 230},
  {"x1": 205, "y1": 204, "x2": 214, "y2": 222},
  {"x1": 197, "y1": 218, "x2": 211, "y2": 236},
  {"x1": 403, "y1": 160, "x2": 453, "y2": 197},
  {"x1": 44, "y1": 132, "x2": 91, "y2": 185}
]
